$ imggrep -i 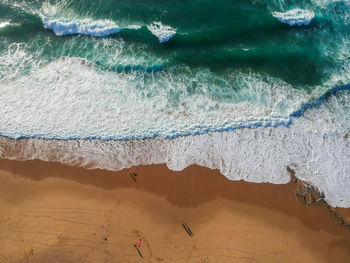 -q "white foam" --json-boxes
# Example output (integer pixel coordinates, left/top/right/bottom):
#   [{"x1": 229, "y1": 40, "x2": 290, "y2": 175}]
[
  {"x1": 0, "y1": 21, "x2": 10, "y2": 29},
  {"x1": 42, "y1": 17, "x2": 122, "y2": 37},
  {"x1": 272, "y1": 9, "x2": 315, "y2": 26},
  {"x1": 0, "y1": 51, "x2": 349, "y2": 207},
  {"x1": 0, "y1": 43, "x2": 35, "y2": 80},
  {"x1": 0, "y1": 54, "x2": 310, "y2": 140},
  {"x1": 0, "y1": 92, "x2": 349, "y2": 207},
  {"x1": 39, "y1": 2, "x2": 141, "y2": 37},
  {"x1": 147, "y1": 22, "x2": 176, "y2": 43}
]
